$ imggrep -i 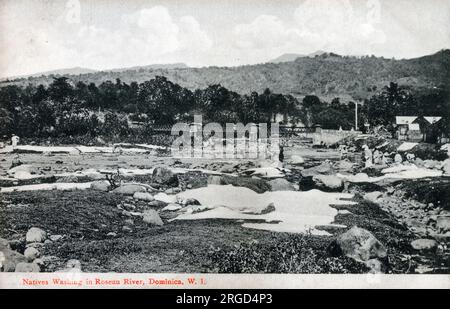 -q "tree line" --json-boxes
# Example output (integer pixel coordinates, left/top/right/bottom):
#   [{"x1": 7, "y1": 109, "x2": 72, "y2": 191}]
[{"x1": 0, "y1": 76, "x2": 448, "y2": 143}]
